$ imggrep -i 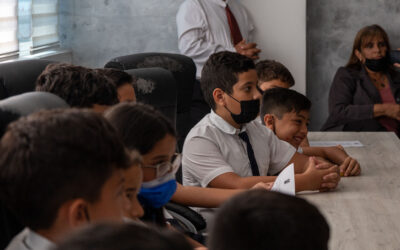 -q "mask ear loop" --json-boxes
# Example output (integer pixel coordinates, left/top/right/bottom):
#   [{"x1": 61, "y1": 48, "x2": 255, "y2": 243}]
[
  {"x1": 84, "y1": 207, "x2": 91, "y2": 223},
  {"x1": 223, "y1": 92, "x2": 240, "y2": 115}
]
